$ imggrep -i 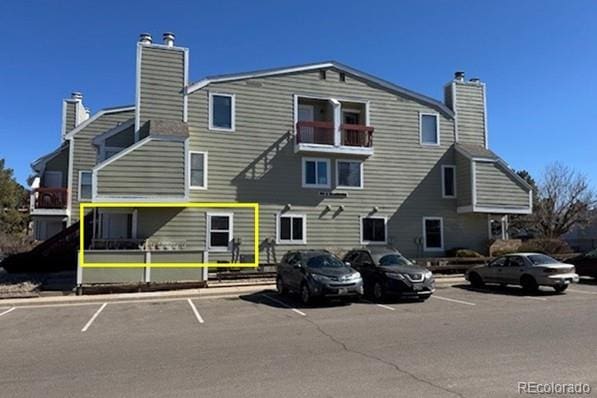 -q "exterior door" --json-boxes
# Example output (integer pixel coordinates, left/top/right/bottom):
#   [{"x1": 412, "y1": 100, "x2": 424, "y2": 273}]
[
  {"x1": 298, "y1": 104, "x2": 315, "y2": 143},
  {"x1": 504, "y1": 256, "x2": 526, "y2": 284},
  {"x1": 44, "y1": 171, "x2": 62, "y2": 188}
]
